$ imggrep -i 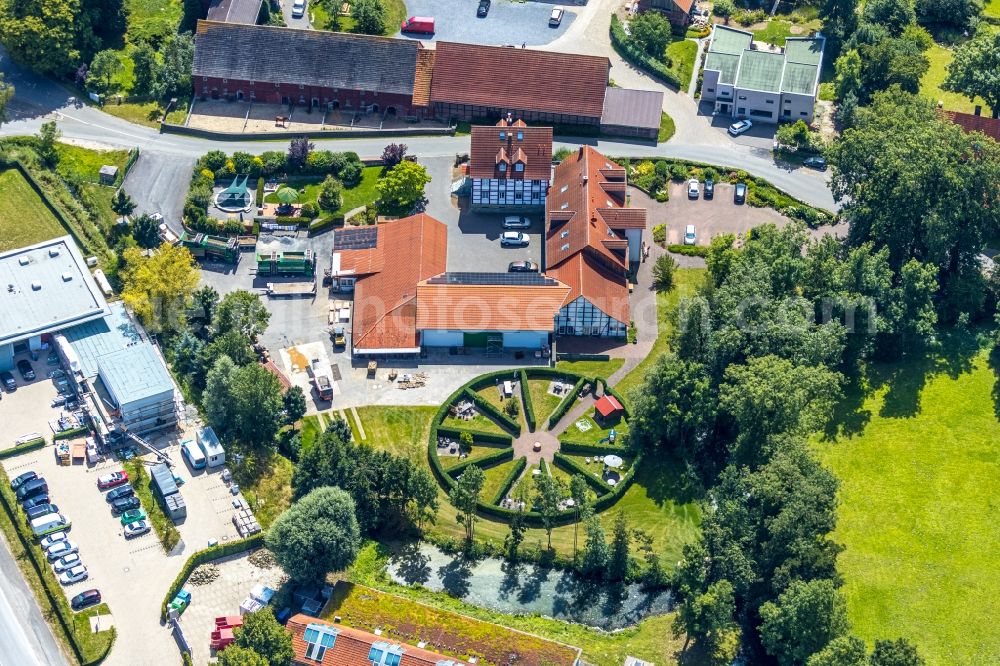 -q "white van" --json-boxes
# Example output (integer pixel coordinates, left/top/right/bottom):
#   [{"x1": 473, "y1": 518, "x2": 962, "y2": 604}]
[
  {"x1": 181, "y1": 439, "x2": 206, "y2": 470},
  {"x1": 31, "y1": 513, "x2": 70, "y2": 538}
]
